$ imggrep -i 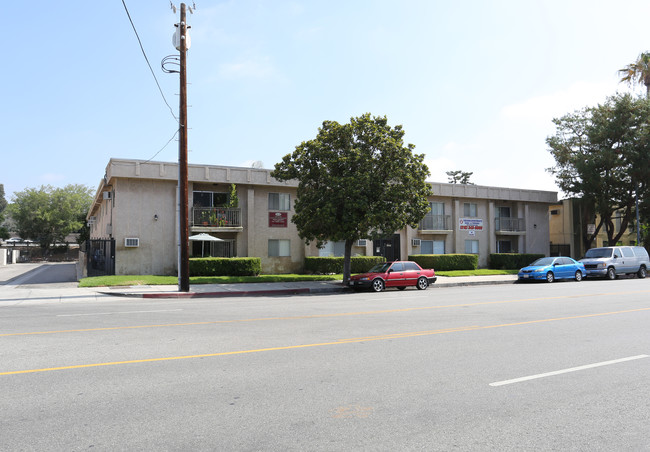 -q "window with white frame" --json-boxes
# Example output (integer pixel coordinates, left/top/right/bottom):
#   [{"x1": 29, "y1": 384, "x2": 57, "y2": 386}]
[
  {"x1": 268, "y1": 239, "x2": 291, "y2": 257},
  {"x1": 465, "y1": 239, "x2": 479, "y2": 254},
  {"x1": 464, "y1": 202, "x2": 477, "y2": 217},
  {"x1": 421, "y1": 240, "x2": 445, "y2": 254},
  {"x1": 268, "y1": 193, "x2": 291, "y2": 211},
  {"x1": 318, "y1": 241, "x2": 345, "y2": 257}
]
